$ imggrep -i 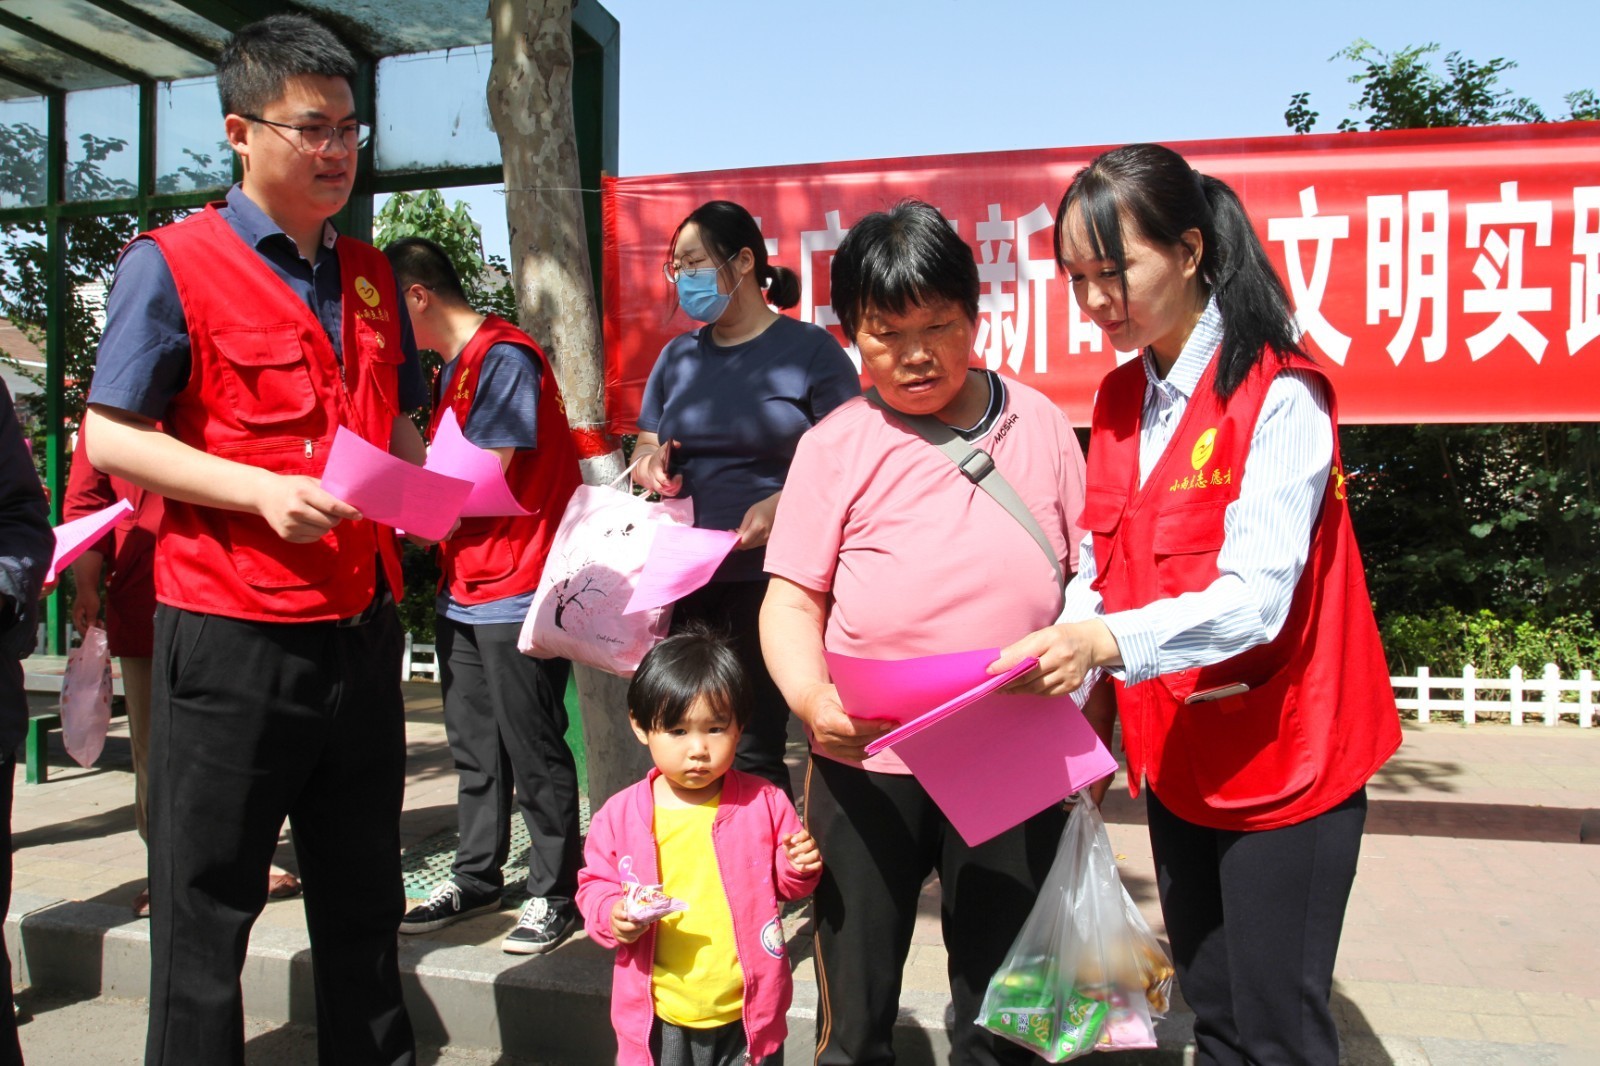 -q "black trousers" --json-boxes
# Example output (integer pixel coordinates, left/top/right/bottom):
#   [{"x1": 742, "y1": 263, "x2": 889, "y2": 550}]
[
  {"x1": 0, "y1": 754, "x2": 19, "y2": 1066},
  {"x1": 436, "y1": 618, "x2": 579, "y2": 902},
  {"x1": 805, "y1": 756, "x2": 1067, "y2": 1066},
  {"x1": 1146, "y1": 787, "x2": 1367, "y2": 1066},
  {"x1": 145, "y1": 604, "x2": 415, "y2": 1066},
  {"x1": 673, "y1": 579, "x2": 791, "y2": 796}
]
